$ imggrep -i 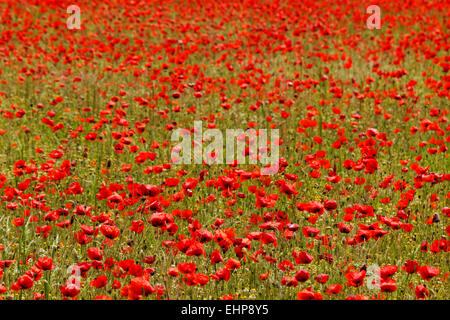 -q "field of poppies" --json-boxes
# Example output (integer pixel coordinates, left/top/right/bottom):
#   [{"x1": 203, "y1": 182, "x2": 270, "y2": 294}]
[{"x1": 0, "y1": 0, "x2": 448, "y2": 301}]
